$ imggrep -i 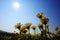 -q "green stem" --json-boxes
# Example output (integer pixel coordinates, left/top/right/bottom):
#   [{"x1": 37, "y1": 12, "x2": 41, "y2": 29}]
[
  {"x1": 34, "y1": 30, "x2": 36, "y2": 35},
  {"x1": 48, "y1": 27, "x2": 50, "y2": 38},
  {"x1": 45, "y1": 24, "x2": 46, "y2": 40},
  {"x1": 20, "y1": 31, "x2": 21, "y2": 34},
  {"x1": 29, "y1": 28, "x2": 30, "y2": 34}
]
